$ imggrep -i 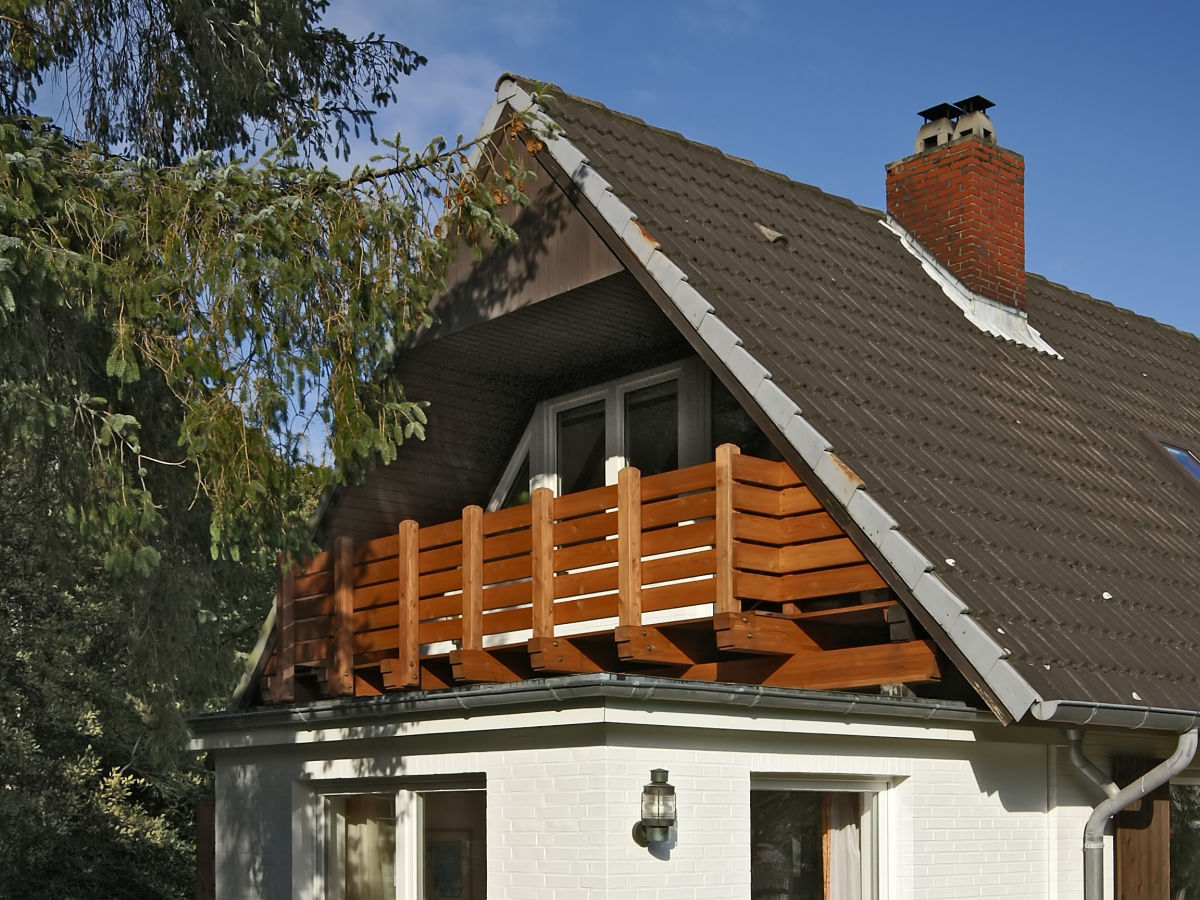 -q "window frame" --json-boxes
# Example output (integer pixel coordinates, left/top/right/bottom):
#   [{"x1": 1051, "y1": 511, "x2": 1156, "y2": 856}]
[
  {"x1": 1144, "y1": 429, "x2": 1200, "y2": 503},
  {"x1": 749, "y1": 774, "x2": 890, "y2": 900},
  {"x1": 487, "y1": 359, "x2": 710, "y2": 510},
  {"x1": 297, "y1": 776, "x2": 486, "y2": 900}
]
